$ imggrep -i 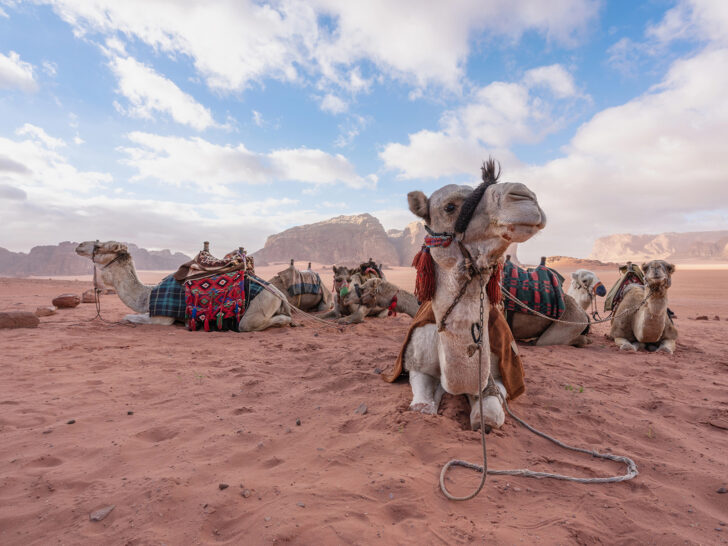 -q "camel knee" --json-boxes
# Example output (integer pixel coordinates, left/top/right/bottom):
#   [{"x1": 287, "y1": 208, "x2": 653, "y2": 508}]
[{"x1": 470, "y1": 395, "x2": 505, "y2": 431}]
